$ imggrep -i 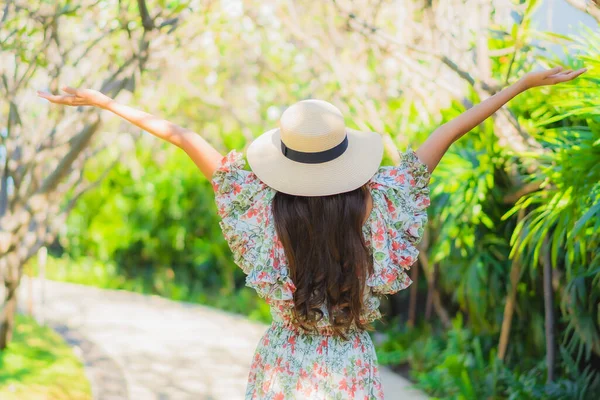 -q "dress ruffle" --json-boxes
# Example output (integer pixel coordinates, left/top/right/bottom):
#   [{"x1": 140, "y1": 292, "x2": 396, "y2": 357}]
[
  {"x1": 211, "y1": 150, "x2": 296, "y2": 302},
  {"x1": 244, "y1": 235, "x2": 296, "y2": 302},
  {"x1": 212, "y1": 146, "x2": 431, "y2": 314},
  {"x1": 363, "y1": 147, "x2": 431, "y2": 295}
]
